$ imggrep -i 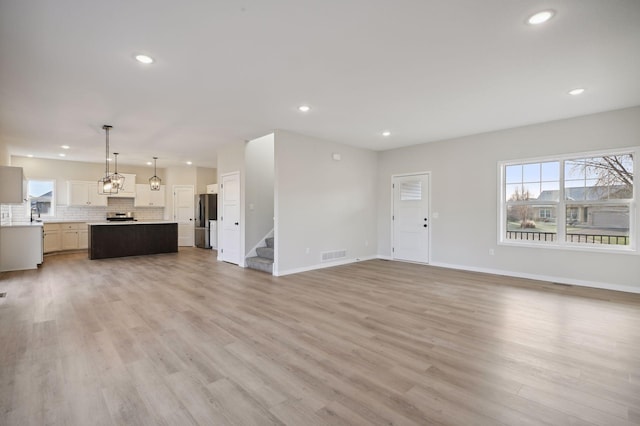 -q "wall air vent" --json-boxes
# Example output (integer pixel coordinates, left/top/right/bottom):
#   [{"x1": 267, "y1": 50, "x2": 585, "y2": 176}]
[{"x1": 321, "y1": 249, "x2": 347, "y2": 262}]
